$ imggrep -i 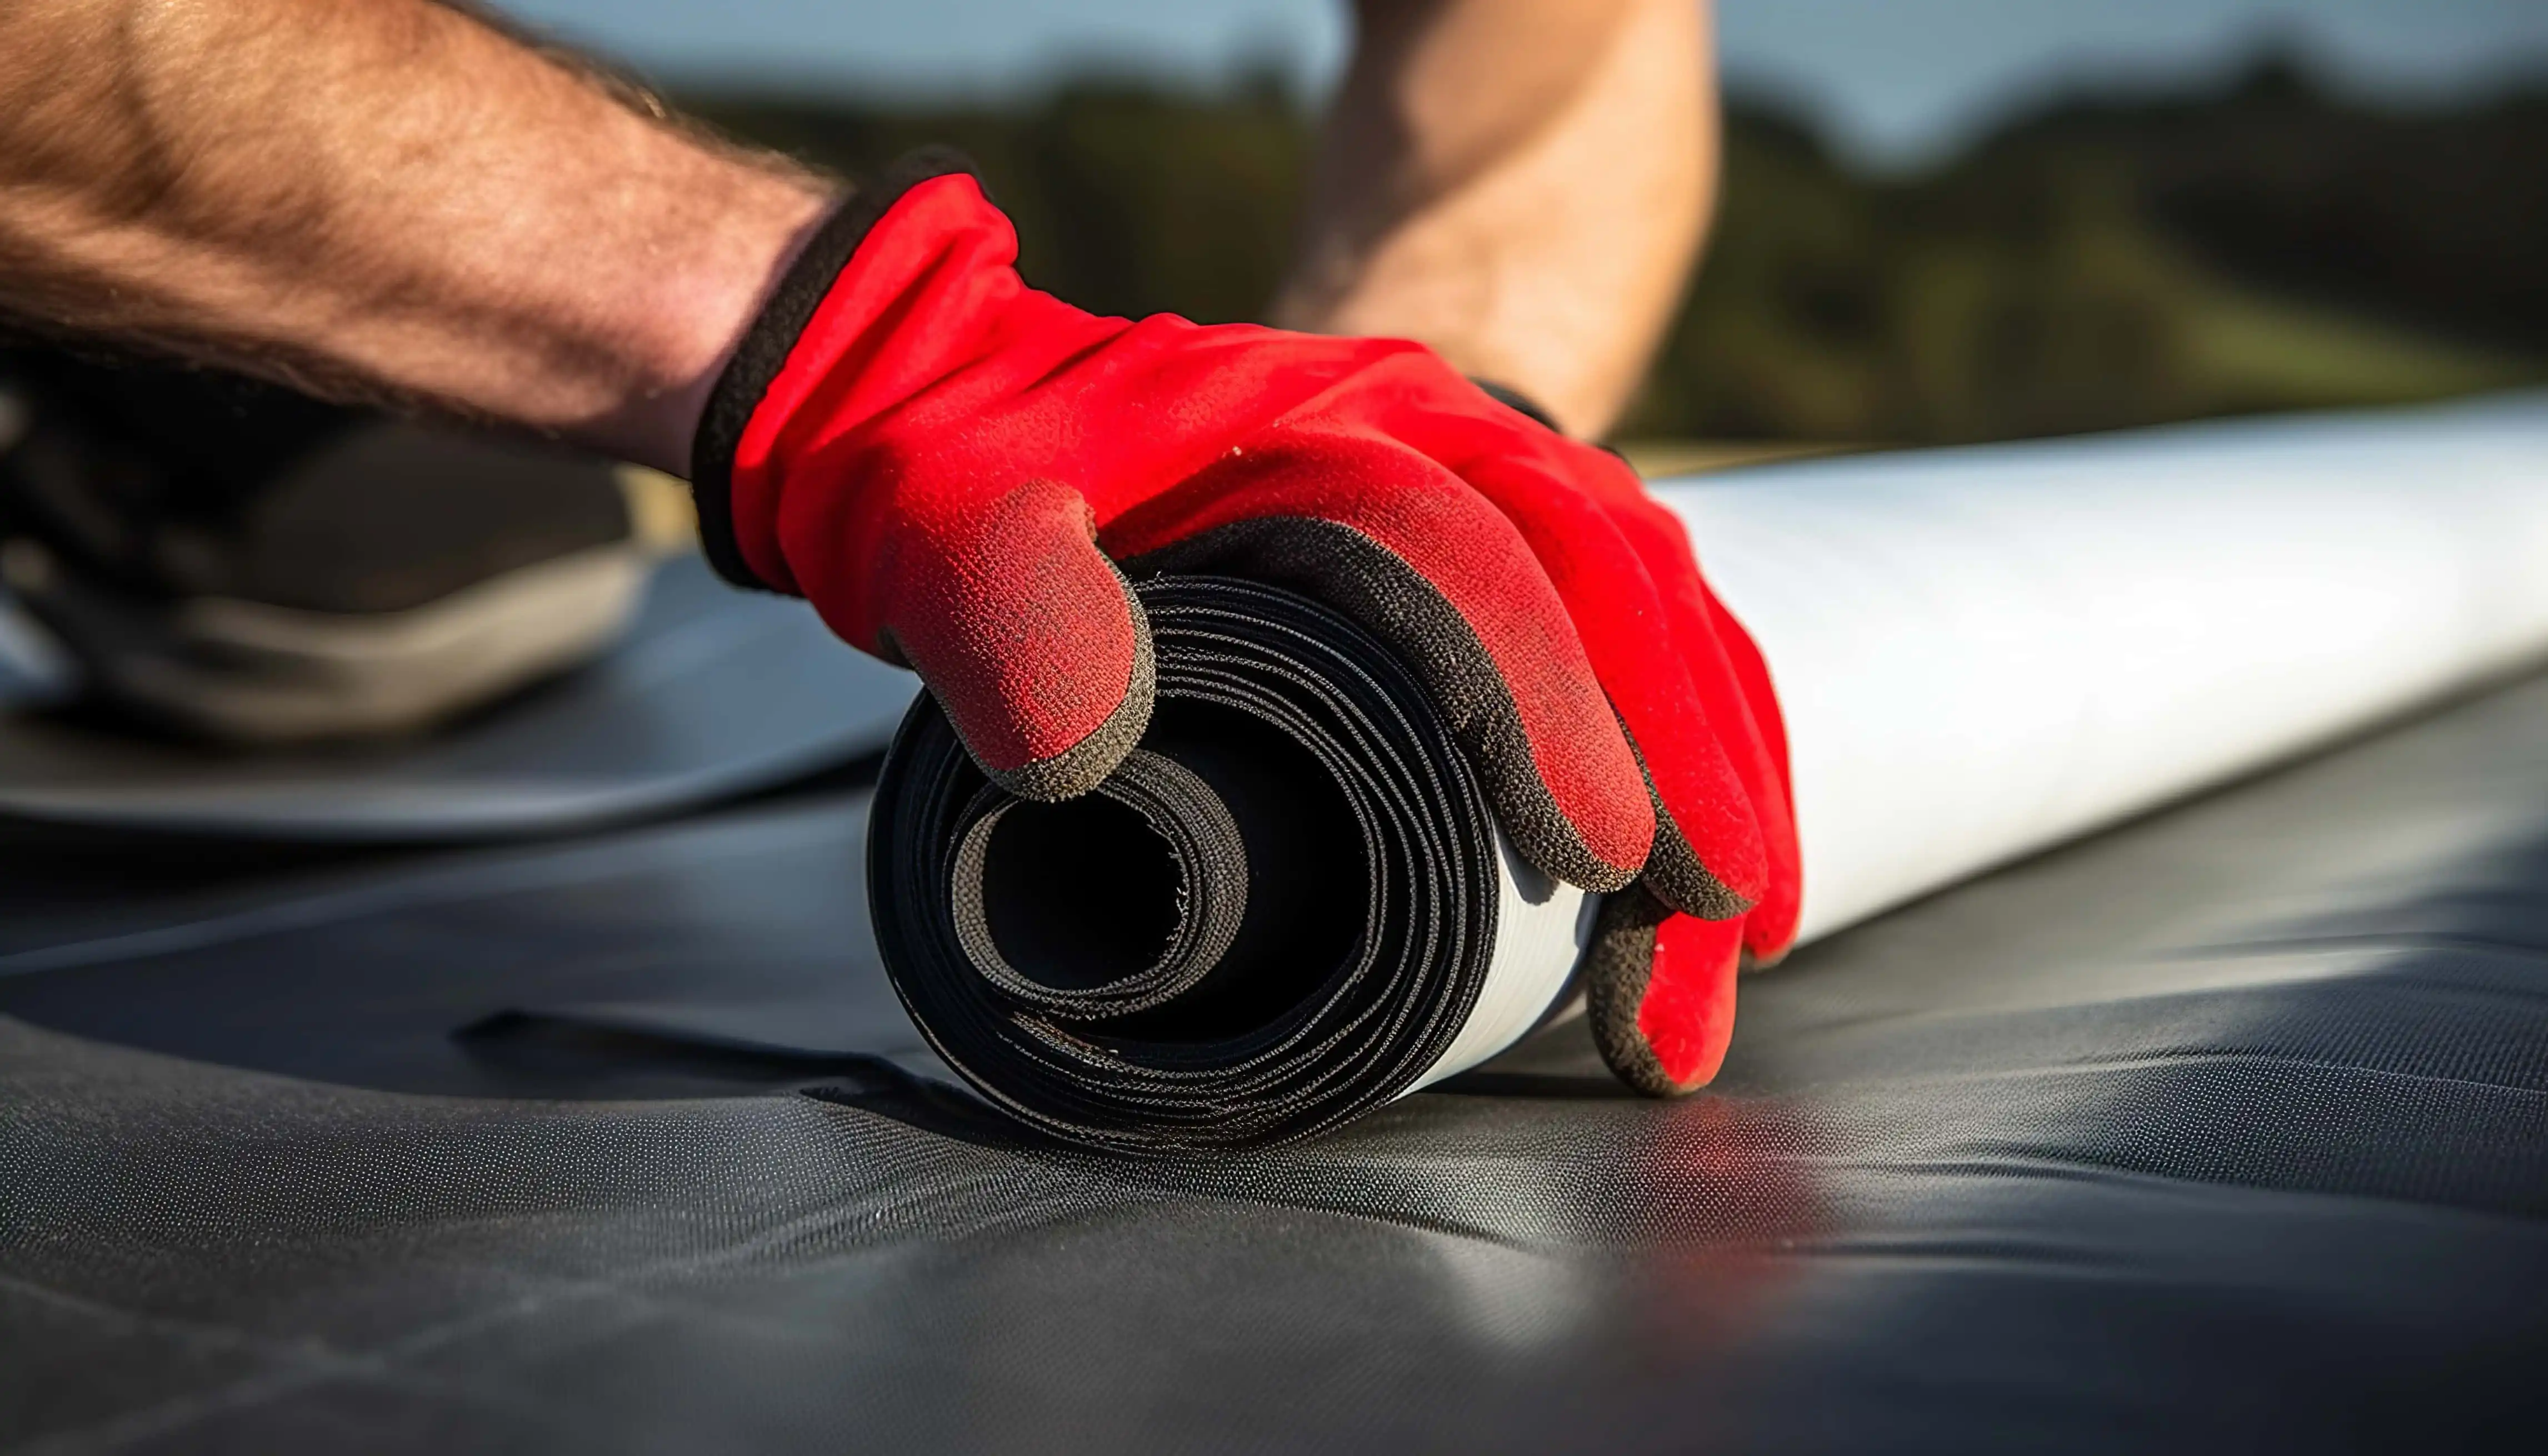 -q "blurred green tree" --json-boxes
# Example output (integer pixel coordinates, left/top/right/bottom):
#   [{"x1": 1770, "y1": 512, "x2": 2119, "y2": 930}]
[{"x1": 681, "y1": 56, "x2": 2546, "y2": 447}]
